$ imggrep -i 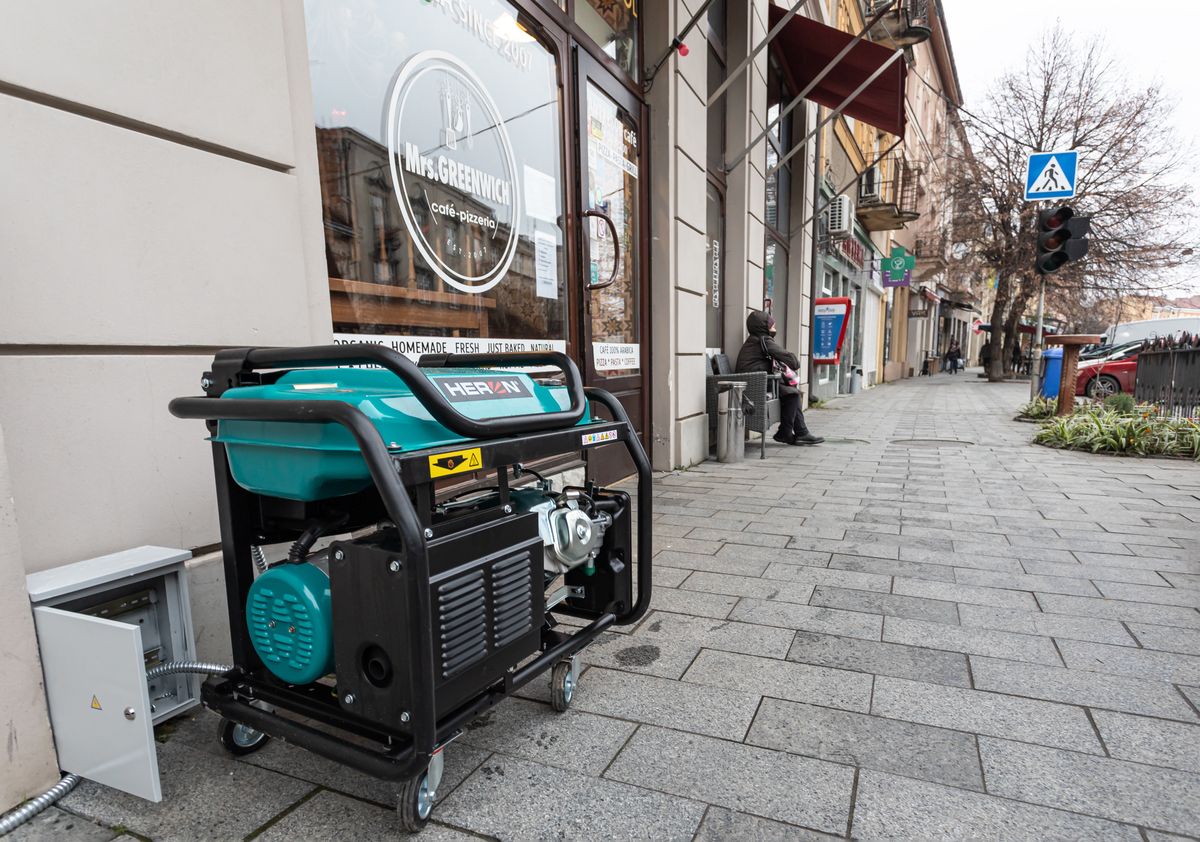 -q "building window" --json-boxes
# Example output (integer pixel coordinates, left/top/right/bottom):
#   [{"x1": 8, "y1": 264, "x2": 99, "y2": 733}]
[
  {"x1": 764, "y1": 53, "x2": 792, "y2": 338},
  {"x1": 706, "y1": 0, "x2": 727, "y2": 354},
  {"x1": 574, "y1": 0, "x2": 640, "y2": 81},
  {"x1": 306, "y1": 0, "x2": 568, "y2": 358}
]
